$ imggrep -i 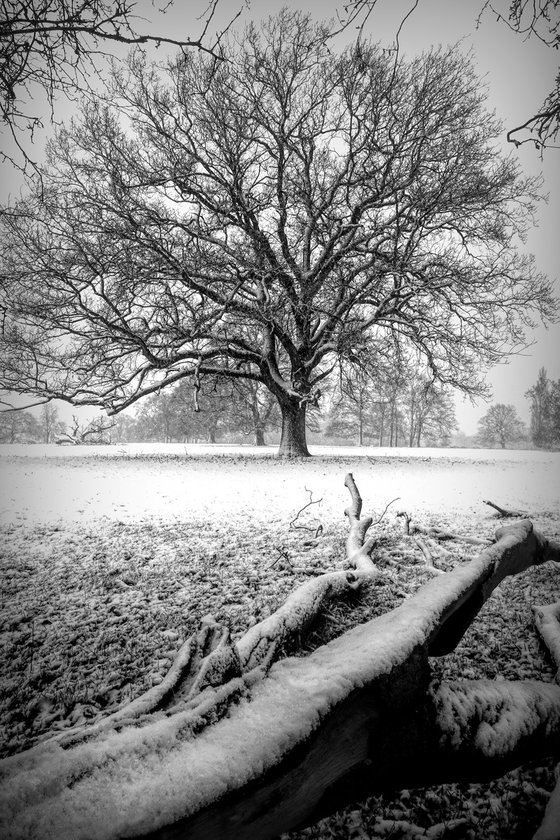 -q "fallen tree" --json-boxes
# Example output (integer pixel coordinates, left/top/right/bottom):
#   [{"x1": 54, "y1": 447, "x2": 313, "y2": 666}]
[
  {"x1": 0, "y1": 475, "x2": 559, "y2": 840},
  {"x1": 55, "y1": 416, "x2": 116, "y2": 446}
]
